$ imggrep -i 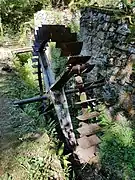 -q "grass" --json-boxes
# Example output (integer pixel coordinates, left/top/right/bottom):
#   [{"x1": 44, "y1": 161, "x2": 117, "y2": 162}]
[
  {"x1": 0, "y1": 134, "x2": 67, "y2": 180},
  {"x1": 0, "y1": 53, "x2": 70, "y2": 179},
  {"x1": 49, "y1": 42, "x2": 67, "y2": 77},
  {"x1": 98, "y1": 108, "x2": 135, "y2": 180}
]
